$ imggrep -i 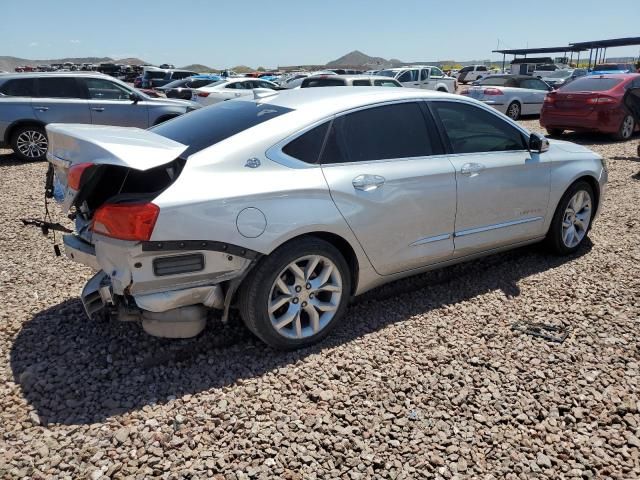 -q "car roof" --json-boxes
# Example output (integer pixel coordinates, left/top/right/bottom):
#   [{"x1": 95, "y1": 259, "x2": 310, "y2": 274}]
[
  {"x1": 255, "y1": 87, "x2": 459, "y2": 115},
  {"x1": 305, "y1": 74, "x2": 396, "y2": 81},
  {"x1": 0, "y1": 72, "x2": 110, "y2": 80},
  {"x1": 586, "y1": 73, "x2": 639, "y2": 79},
  {"x1": 482, "y1": 74, "x2": 534, "y2": 81}
]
